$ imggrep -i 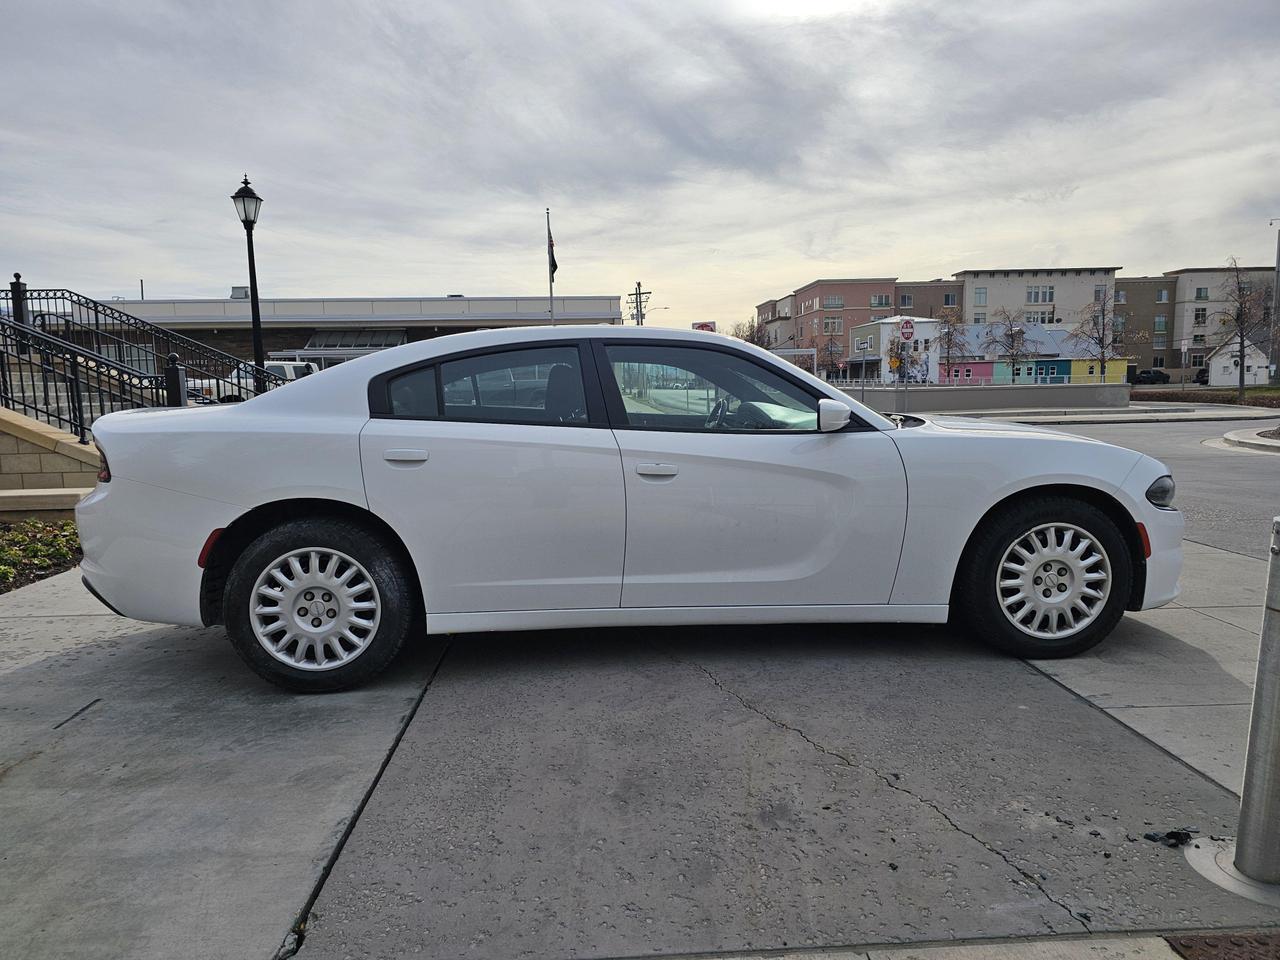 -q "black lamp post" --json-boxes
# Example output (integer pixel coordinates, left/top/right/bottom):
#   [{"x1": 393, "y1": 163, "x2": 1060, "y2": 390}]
[{"x1": 231, "y1": 175, "x2": 266, "y2": 393}]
